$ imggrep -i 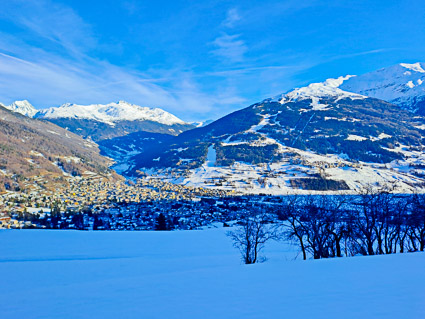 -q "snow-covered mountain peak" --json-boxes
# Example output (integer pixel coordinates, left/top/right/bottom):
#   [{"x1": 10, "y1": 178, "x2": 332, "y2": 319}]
[
  {"x1": 400, "y1": 62, "x2": 425, "y2": 73},
  {"x1": 36, "y1": 101, "x2": 186, "y2": 126},
  {"x1": 267, "y1": 76, "x2": 364, "y2": 110},
  {"x1": 284, "y1": 75, "x2": 360, "y2": 99},
  {"x1": 2, "y1": 100, "x2": 38, "y2": 117},
  {"x1": 339, "y1": 62, "x2": 425, "y2": 111}
]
